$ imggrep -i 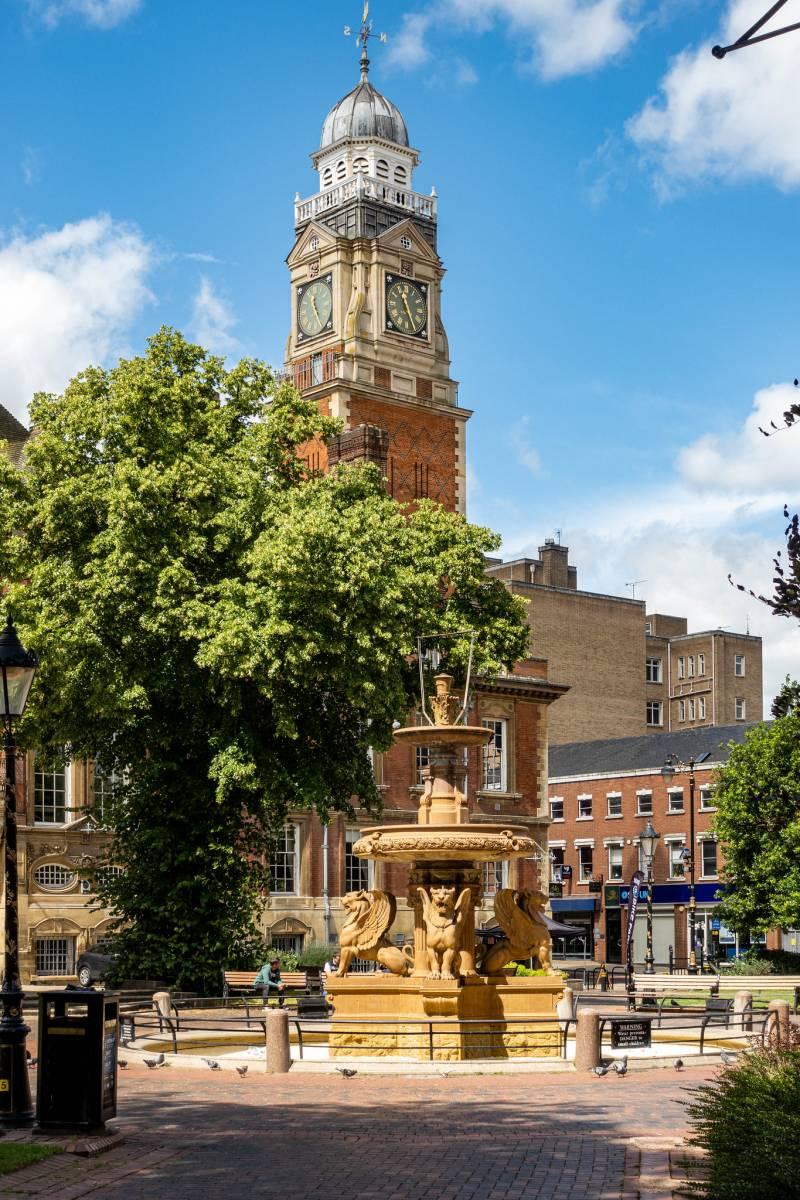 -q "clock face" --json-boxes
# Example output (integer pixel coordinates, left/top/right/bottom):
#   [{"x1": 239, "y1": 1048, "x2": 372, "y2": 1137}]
[
  {"x1": 385, "y1": 275, "x2": 428, "y2": 338},
  {"x1": 297, "y1": 276, "x2": 333, "y2": 339}
]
